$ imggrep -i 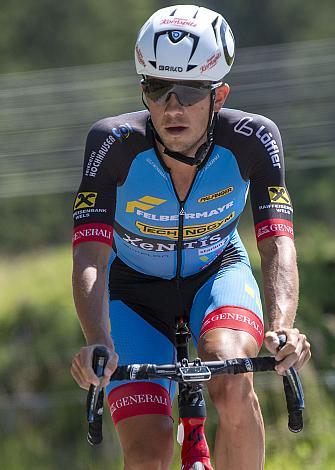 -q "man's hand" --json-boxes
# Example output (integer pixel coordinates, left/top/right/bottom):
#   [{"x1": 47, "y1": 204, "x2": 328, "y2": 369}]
[
  {"x1": 71, "y1": 344, "x2": 119, "y2": 390},
  {"x1": 264, "y1": 328, "x2": 311, "y2": 375}
]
